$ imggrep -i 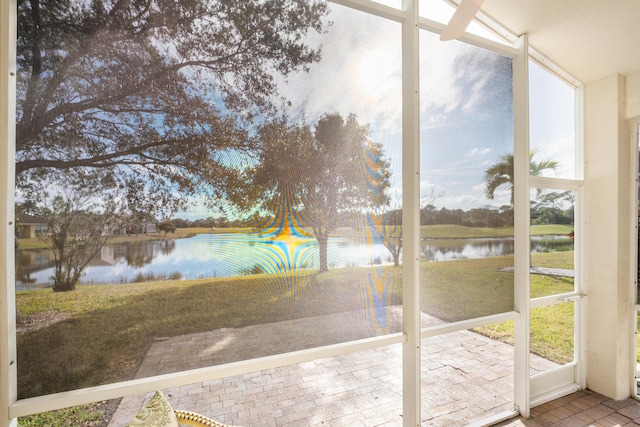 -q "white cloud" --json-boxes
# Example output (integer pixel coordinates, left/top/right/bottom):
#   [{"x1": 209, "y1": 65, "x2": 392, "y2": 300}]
[
  {"x1": 439, "y1": 193, "x2": 481, "y2": 208},
  {"x1": 419, "y1": 37, "x2": 504, "y2": 131},
  {"x1": 466, "y1": 147, "x2": 491, "y2": 157},
  {"x1": 471, "y1": 182, "x2": 487, "y2": 192},
  {"x1": 423, "y1": 113, "x2": 448, "y2": 129},
  {"x1": 531, "y1": 132, "x2": 576, "y2": 178},
  {"x1": 420, "y1": 38, "x2": 464, "y2": 116},
  {"x1": 275, "y1": 5, "x2": 402, "y2": 136}
]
